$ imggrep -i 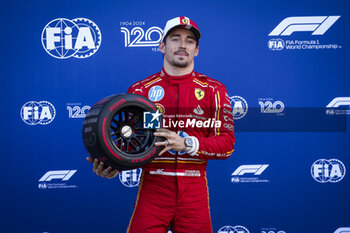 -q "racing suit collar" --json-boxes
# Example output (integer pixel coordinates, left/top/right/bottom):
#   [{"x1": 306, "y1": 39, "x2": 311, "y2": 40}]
[{"x1": 161, "y1": 68, "x2": 196, "y2": 84}]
